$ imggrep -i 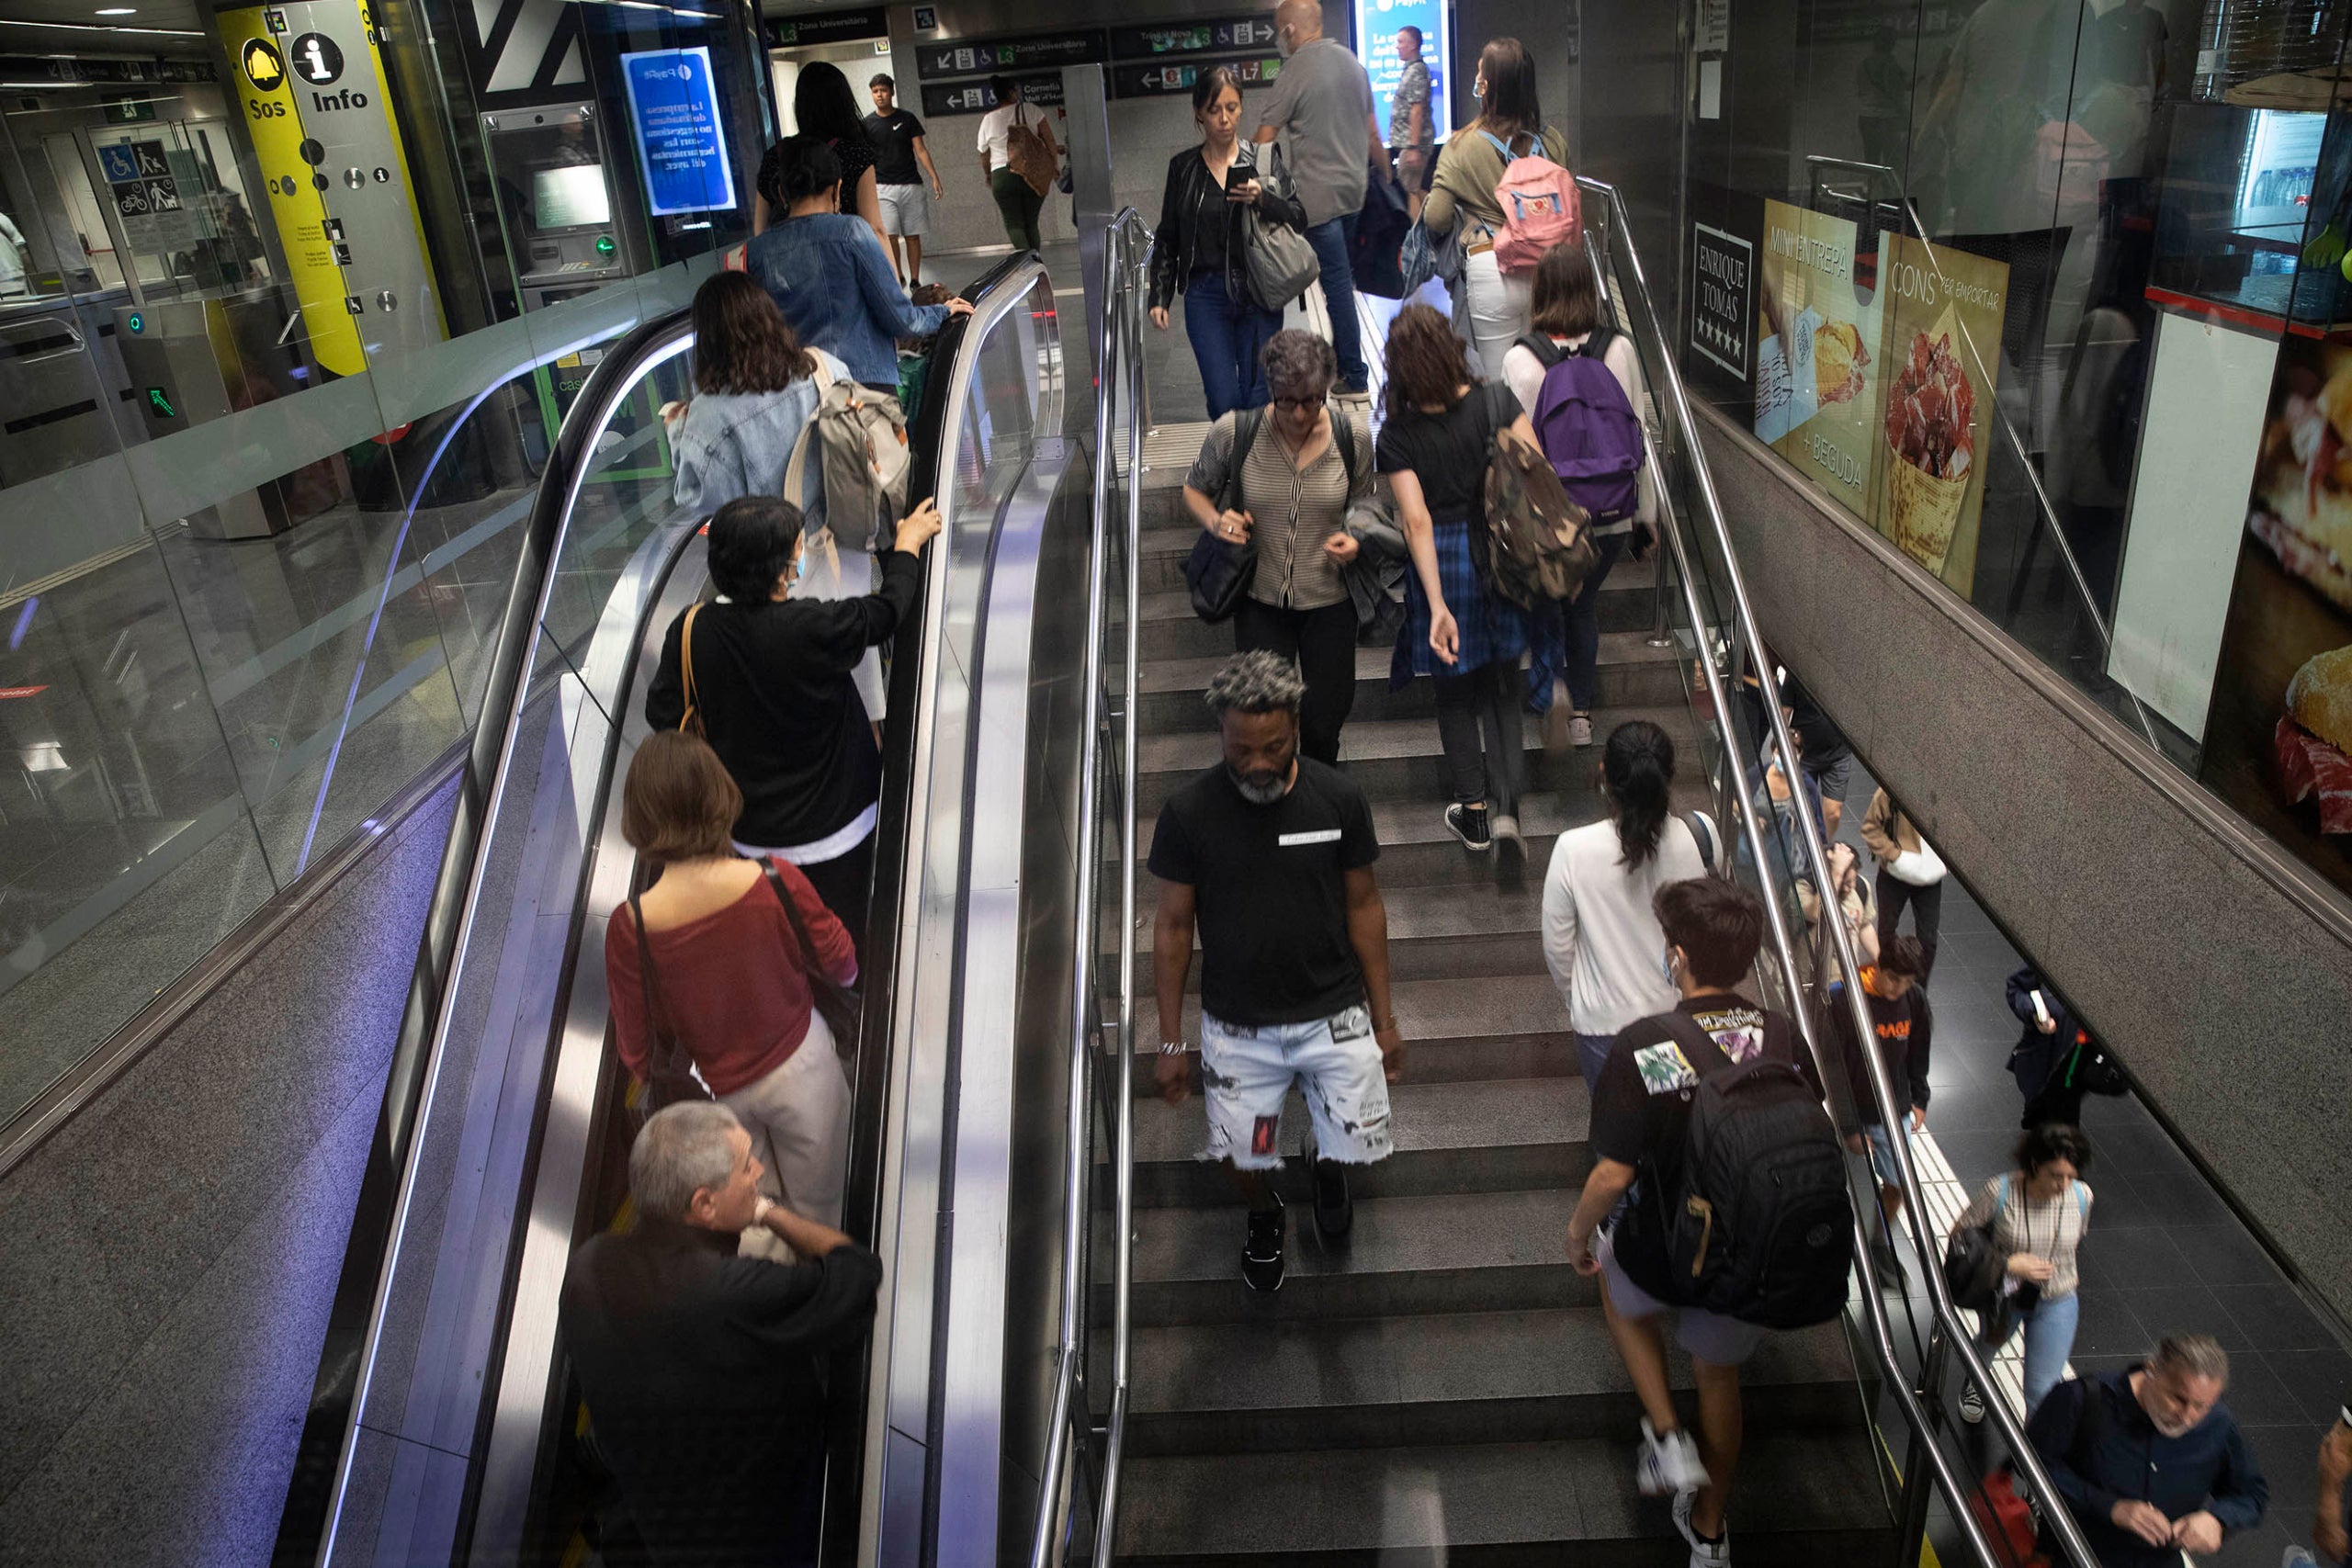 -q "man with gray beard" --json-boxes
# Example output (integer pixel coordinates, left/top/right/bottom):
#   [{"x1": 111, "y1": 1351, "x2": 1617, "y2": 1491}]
[{"x1": 1149, "y1": 650, "x2": 1402, "y2": 1292}]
